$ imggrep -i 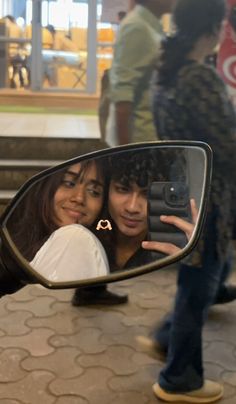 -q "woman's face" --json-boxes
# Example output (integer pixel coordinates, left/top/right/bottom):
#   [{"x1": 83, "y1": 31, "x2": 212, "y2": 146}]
[{"x1": 53, "y1": 161, "x2": 104, "y2": 228}]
